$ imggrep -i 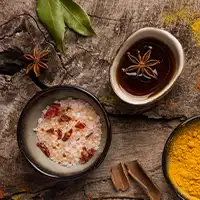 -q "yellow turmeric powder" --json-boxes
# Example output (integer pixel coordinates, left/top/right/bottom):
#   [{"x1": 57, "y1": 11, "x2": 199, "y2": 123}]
[
  {"x1": 191, "y1": 19, "x2": 200, "y2": 46},
  {"x1": 168, "y1": 121, "x2": 200, "y2": 200}
]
